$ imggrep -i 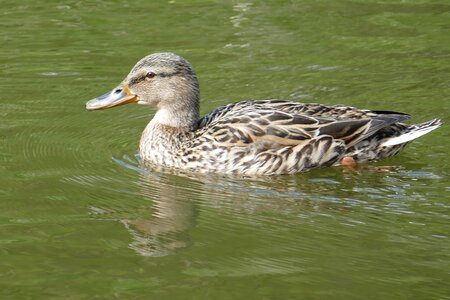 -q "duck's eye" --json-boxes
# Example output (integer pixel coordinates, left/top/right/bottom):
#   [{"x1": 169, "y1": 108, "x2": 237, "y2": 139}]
[{"x1": 146, "y1": 72, "x2": 156, "y2": 79}]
